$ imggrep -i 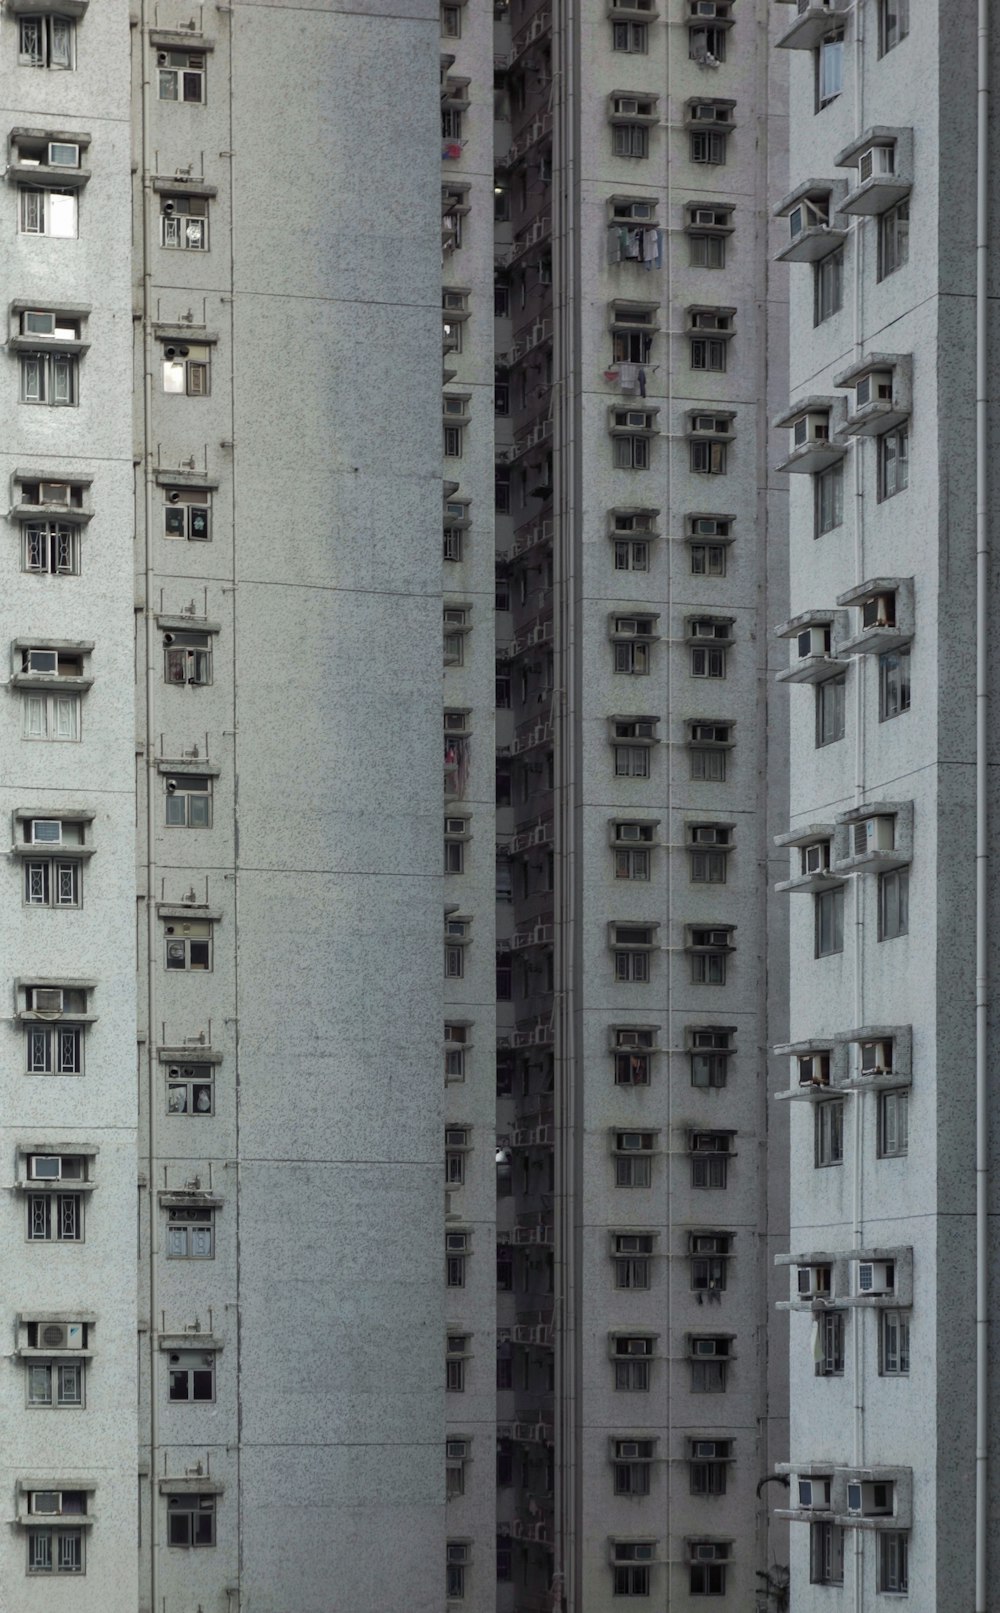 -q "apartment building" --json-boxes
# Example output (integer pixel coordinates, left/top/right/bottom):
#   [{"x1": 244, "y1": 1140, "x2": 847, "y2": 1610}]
[
  {"x1": 774, "y1": 1, "x2": 988, "y2": 1607},
  {"x1": 487, "y1": 0, "x2": 790, "y2": 1605},
  {"x1": 3, "y1": 0, "x2": 445, "y2": 1608}
]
